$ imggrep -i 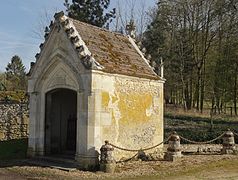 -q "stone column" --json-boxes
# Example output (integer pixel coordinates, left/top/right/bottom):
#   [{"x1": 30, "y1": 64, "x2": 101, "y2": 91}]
[
  {"x1": 28, "y1": 91, "x2": 45, "y2": 157},
  {"x1": 75, "y1": 89, "x2": 101, "y2": 170},
  {"x1": 164, "y1": 132, "x2": 182, "y2": 161},
  {"x1": 37, "y1": 92, "x2": 45, "y2": 156},
  {"x1": 75, "y1": 90, "x2": 89, "y2": 168},
  {"x1": 27, "y1": 92, "x2": 38, "y2": 157},
  {"x1": 100, "y1": 141, "x2": 116, "y2": 173},
  {"x1": 222, "y1": 129, "x2": 235, "y2": 154}
]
